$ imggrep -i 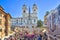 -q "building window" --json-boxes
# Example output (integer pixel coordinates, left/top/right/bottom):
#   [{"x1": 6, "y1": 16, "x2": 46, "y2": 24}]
[
  {"x1": 16, "y1": 20, "x2": 18, "y2": 24},
  {"x1": 23, "y1": 10, "x2": 26, "y2": 13},
  {"x1": 0, "y1": 13, "x2": 2, "y2": 17},
  {"x1": 53, "y1": 14, "x2": 55, "y2": 18},
  {"x1": 34, "y1": 9, "x2": 36, "y2": 11},
  {"x1": 34, "y1": 19, "x2": 36, "y2": 22},
  {"x1": 32, "y1": 26, "x2": 34, "y2": 28},
  {"x1": 0, "y1": 28, "x2": 2, "y2": 32},
  {"x1": 0, "y1": 19, "x2": 2, "y2": 25},
  {"x1": 24, "y1": 20, "x2": 25, "y2": 23}
]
